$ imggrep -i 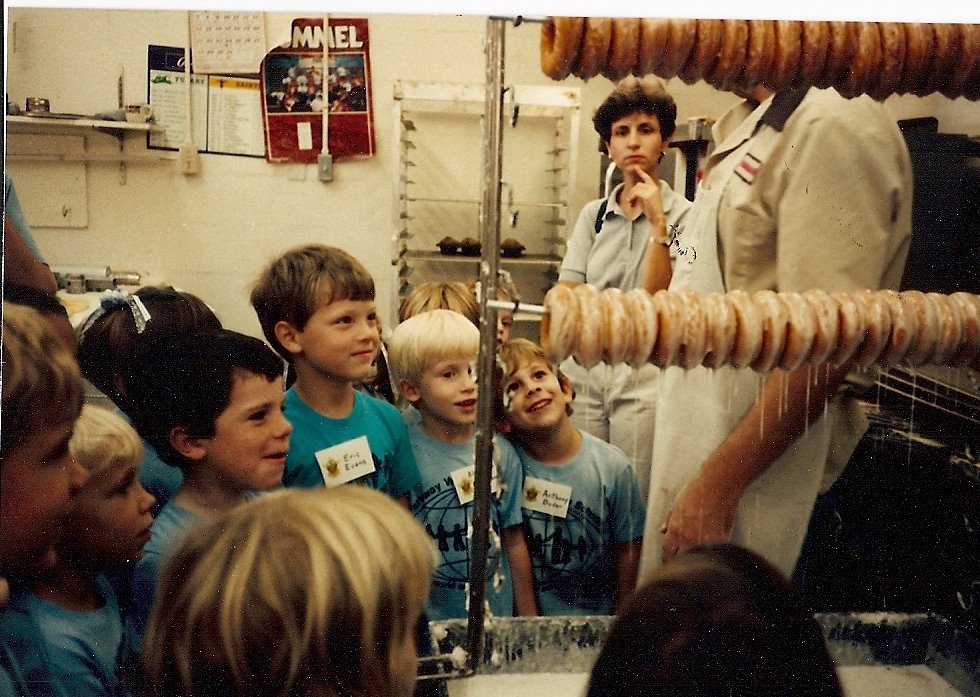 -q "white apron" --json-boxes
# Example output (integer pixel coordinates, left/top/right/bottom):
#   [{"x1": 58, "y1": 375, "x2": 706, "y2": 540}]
[{"x1": 638, "y1": 135, "x2": 837, "y2": 579}]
